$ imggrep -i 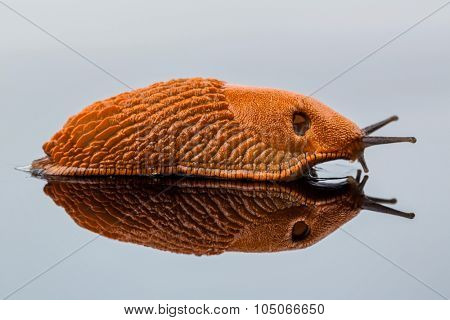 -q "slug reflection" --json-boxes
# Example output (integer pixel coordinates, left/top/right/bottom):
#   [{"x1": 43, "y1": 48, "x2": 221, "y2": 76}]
[{"x1": 41, "y1": 175, "x2": 414, "y2": 255}]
